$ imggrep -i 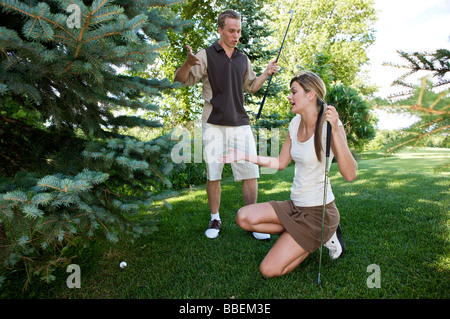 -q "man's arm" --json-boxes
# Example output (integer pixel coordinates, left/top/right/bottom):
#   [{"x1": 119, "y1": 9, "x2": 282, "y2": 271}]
[
  {"x1": 245, "y1": 59, "x2": 279, "y2": 93},
  {"x1": 174, "y1": 45, "x2": 201, "y2": 83}
]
